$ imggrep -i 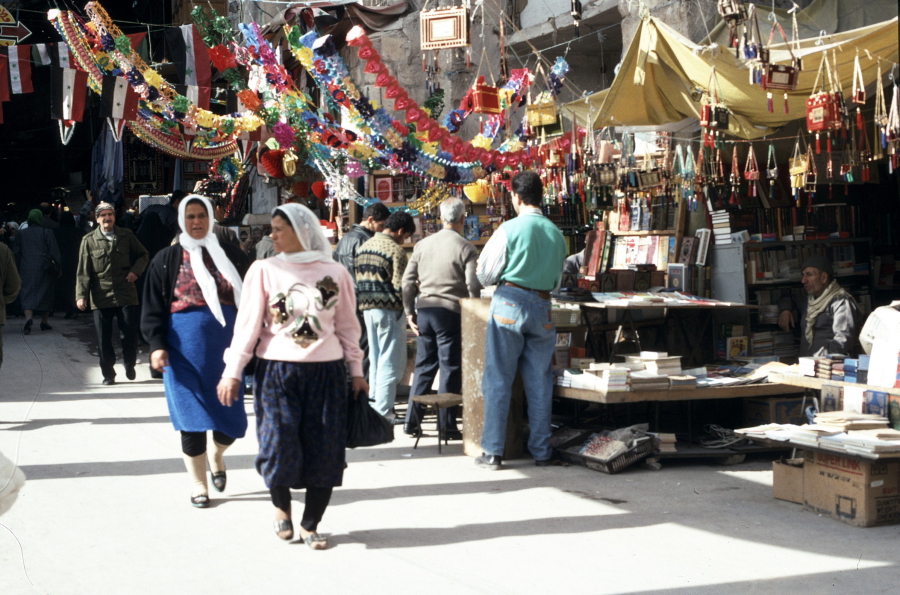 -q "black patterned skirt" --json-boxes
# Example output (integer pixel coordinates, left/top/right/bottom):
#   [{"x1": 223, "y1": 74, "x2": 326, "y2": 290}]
[{"x1": 254, "y1": 359, "x2": 349, "y2": 490}]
